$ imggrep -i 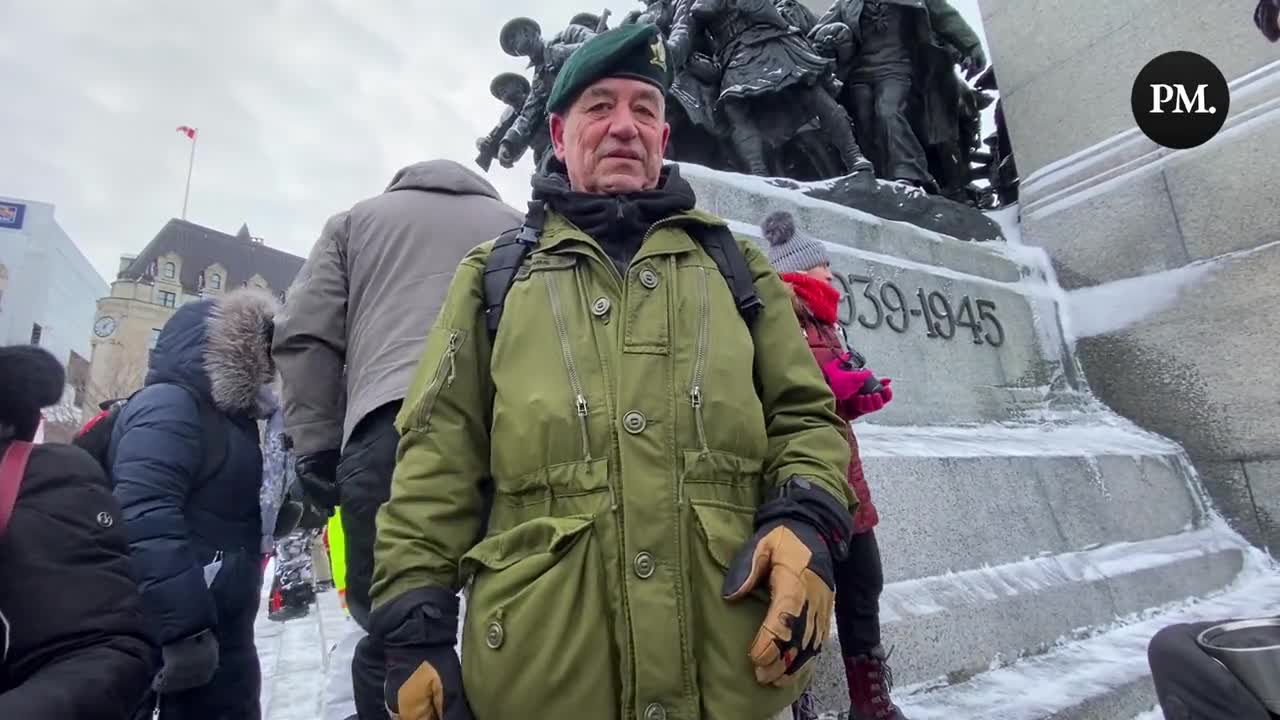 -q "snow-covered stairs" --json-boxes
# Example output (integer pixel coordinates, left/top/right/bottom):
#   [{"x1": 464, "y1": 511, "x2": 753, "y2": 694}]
[
  {"x1": 804, "y1": 419, "x2": 1265, "y2": 719},
  {"x1": 684, "y1": 164, "x2": 1278, "y2": 719},
  {"x1": 892, "y1": 561, "x2": 1280, "y2": 720}
]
